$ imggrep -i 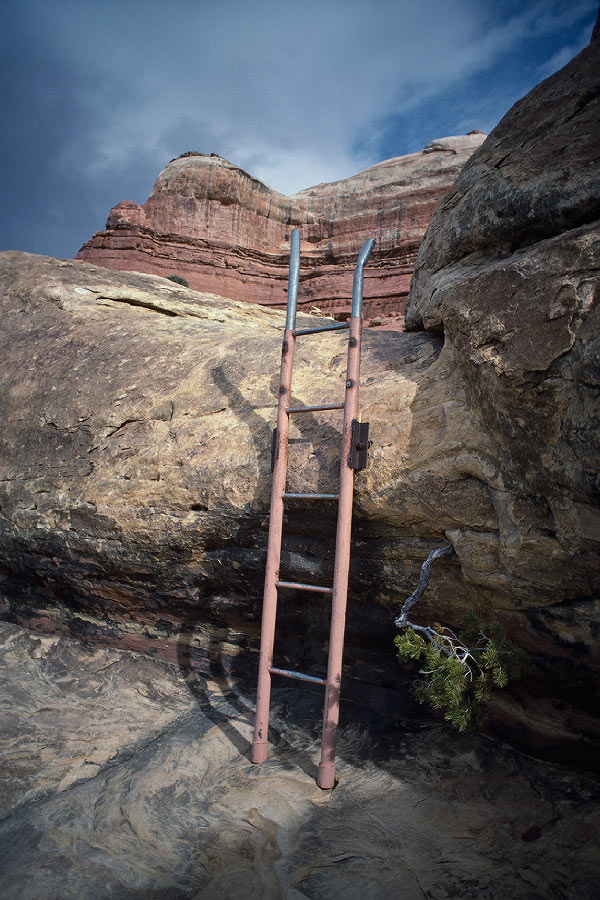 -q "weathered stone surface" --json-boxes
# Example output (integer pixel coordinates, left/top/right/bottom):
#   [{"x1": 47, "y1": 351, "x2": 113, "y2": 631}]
[
  {"x1": 0, "y1": 621, "x2": 195, "y2": 817},
  {"x1": 406, "y1": 39, "x2": 599, "y2": 297},
  {"x1": 0, "y1": 249, "x2": 598, "y2": 768},
  {"x1": 76, "y1": 134, "x2": 486, "y2": 323},
  {"x1": 403, "y1": 19, "x2": 600, "y2": 754},
  {"x1": 1, "y1": 620, "x2": 598, "y2": 900}
]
